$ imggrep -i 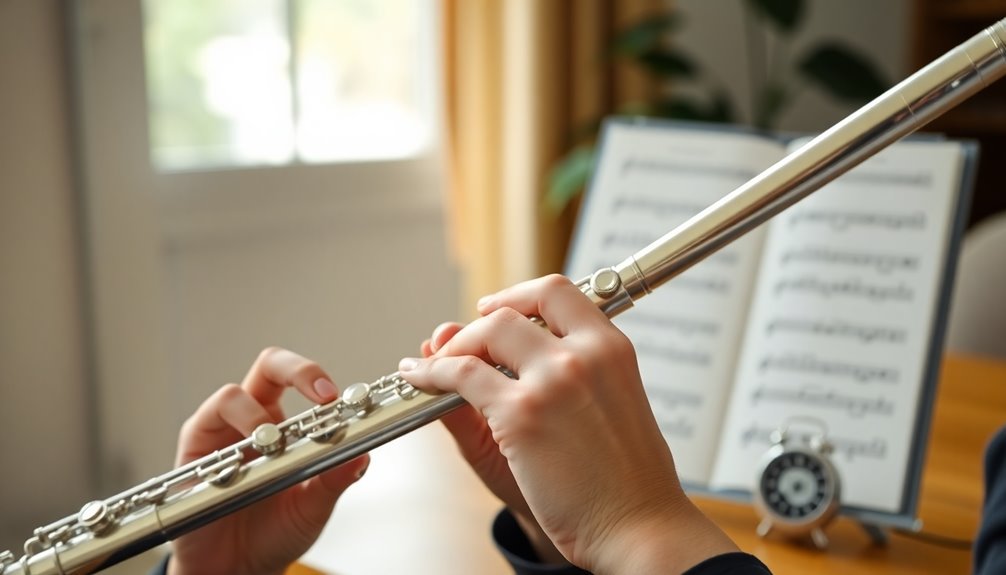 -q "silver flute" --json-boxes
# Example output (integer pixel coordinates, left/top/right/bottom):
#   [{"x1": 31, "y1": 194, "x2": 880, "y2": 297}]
[{"x1": 4, "y1": 18, "x2": 1005, "y2": 575}]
